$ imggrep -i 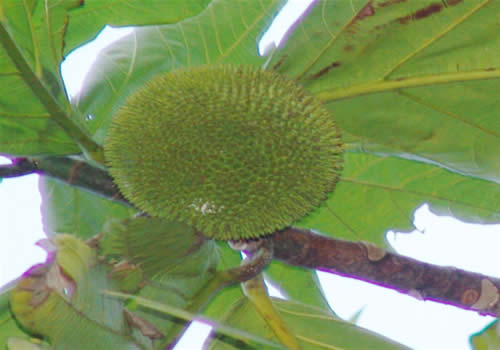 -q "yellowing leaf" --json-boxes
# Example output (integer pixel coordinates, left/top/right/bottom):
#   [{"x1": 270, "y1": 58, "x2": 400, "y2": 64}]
[
  {"x1": 9, "y1": 235, "x2": 145, "y2": 349},
  {"x1": 471, "y1": 320, "x2": 500, "y2": 350}
]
